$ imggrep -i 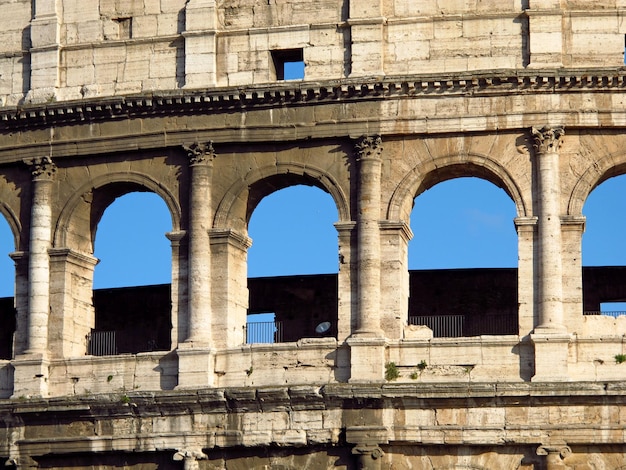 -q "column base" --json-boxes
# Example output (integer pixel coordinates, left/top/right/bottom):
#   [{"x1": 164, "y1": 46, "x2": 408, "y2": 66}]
[
  {"x1": 531, "y1": 332, "x2": 572, "y2": 382},
  {"x1": 176, "y1": 343, "x2": 216, "y2": 389},
  {"x1": 11, "y1": 353, "x2": 49, "y2": 398},
  {"x1": 346, "y1": 336, "x2": 386, "y2": 383}
]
